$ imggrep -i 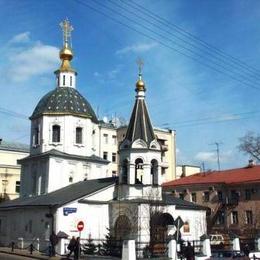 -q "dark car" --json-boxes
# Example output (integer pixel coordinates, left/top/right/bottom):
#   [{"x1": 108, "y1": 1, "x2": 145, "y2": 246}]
[{"x1": 211, "y1": 250, "x2": 248, "y2": 259}]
